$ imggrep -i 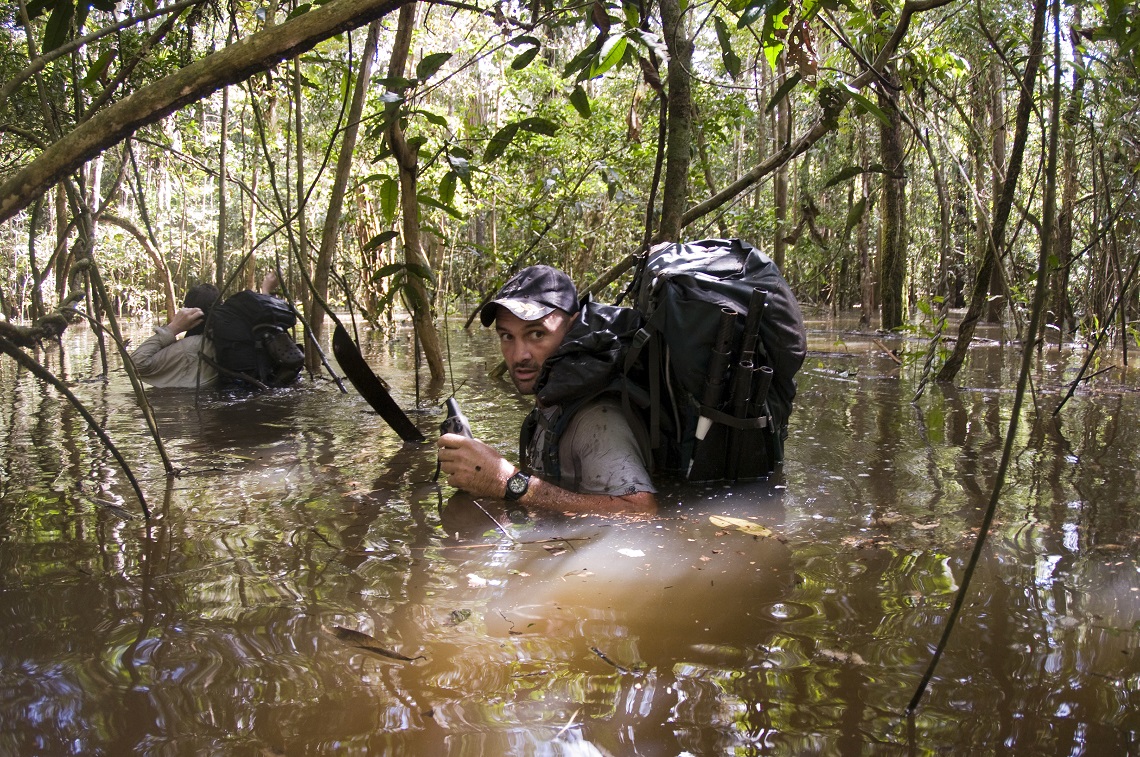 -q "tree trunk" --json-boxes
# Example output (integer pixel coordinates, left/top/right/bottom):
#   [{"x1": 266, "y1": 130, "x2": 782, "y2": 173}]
[
  {"x1": 984, "y1": 58, "x2": 1008, "y2": 323},
  {"x1": 937, "y1": 0, "x2": 1047, "y2": 383},
  {"x1": 877, "y1": 62, "x2": 907, "y2": 330},
  {"x1": 215, "y1": 84, "x2": 229, "y2": 290},
  {"x1": 1052, "y1": 5, "x2": 1083, "y2": 347},
  {"x1": 654, "y1": 0, "x2": 692, "y2": 244},
  {"x1": 387, "y1": 3, "x2": 445, "y2": 381},
  {"x1": 773, "y1": 56, "x2": 791, "y2": 269},
  {"x1": 308, "y1": 22, "x2": 381, "y2": 369}
]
